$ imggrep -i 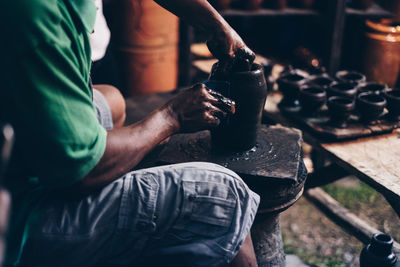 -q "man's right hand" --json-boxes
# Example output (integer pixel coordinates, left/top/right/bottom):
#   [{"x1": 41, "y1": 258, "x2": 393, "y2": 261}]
[{"x1": 165, "y1": 84, "x2": 235, "y2": 133}]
